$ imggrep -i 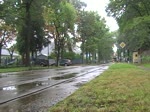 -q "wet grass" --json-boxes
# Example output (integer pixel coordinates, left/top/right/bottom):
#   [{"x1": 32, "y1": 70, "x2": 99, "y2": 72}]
[{"x1": 49, "y1": 63, "x2": 150, "y2": 112}]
